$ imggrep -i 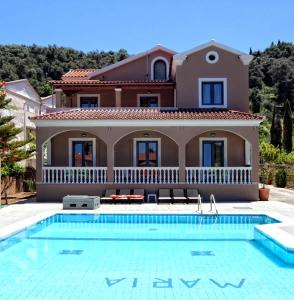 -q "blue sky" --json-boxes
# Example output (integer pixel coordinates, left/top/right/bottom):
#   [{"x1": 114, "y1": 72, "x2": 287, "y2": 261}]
[{"x1": 1, "y1": 0, "x2": 293, "y2": 54}]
